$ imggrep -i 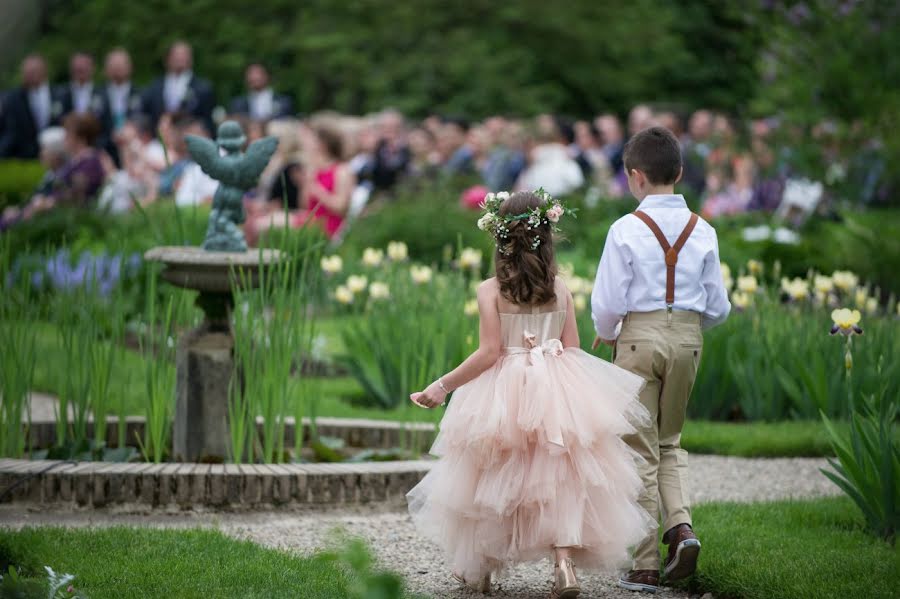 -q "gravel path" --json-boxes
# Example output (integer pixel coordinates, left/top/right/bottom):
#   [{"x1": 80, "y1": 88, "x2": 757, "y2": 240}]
[{"x1": 0, "y1": 455, "x2": 839, "y2": 598}]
